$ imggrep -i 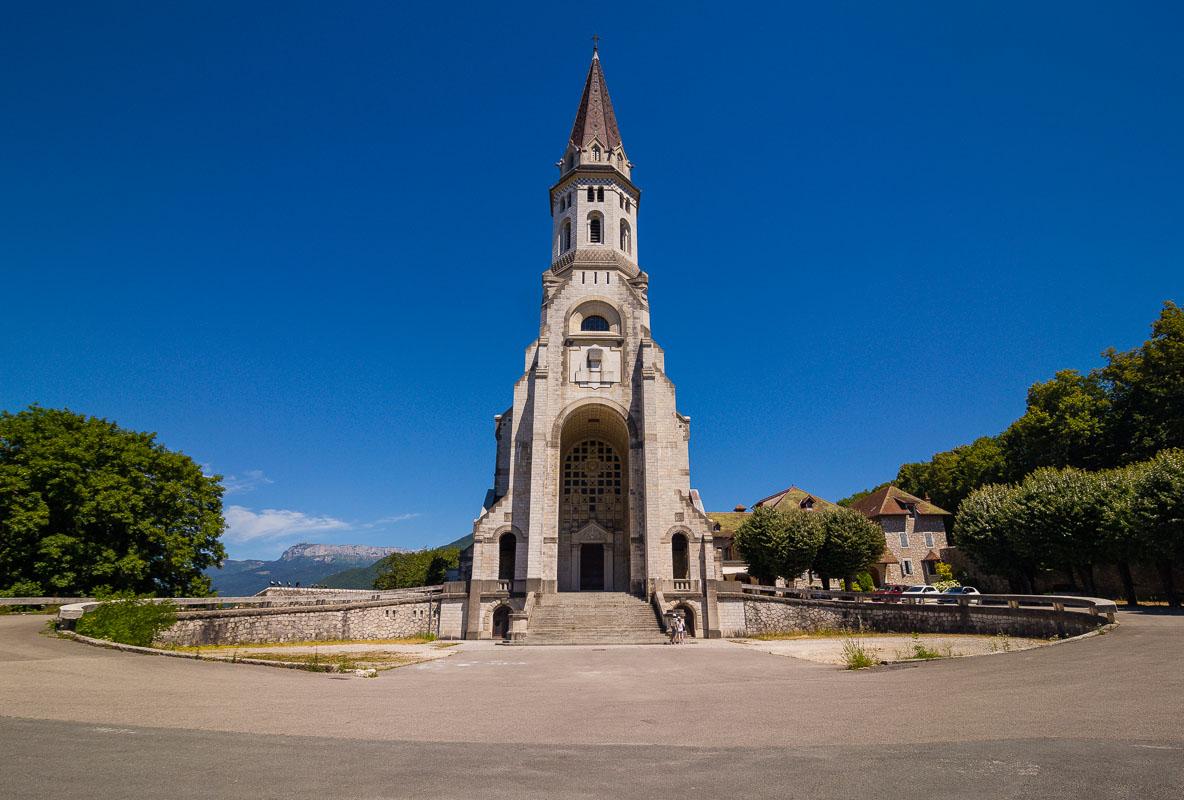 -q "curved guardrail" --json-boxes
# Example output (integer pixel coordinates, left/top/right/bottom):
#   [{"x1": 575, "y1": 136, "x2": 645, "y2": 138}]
[{"x1": 729, "y1": 584, "x2": 1118, "y2": 622}]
